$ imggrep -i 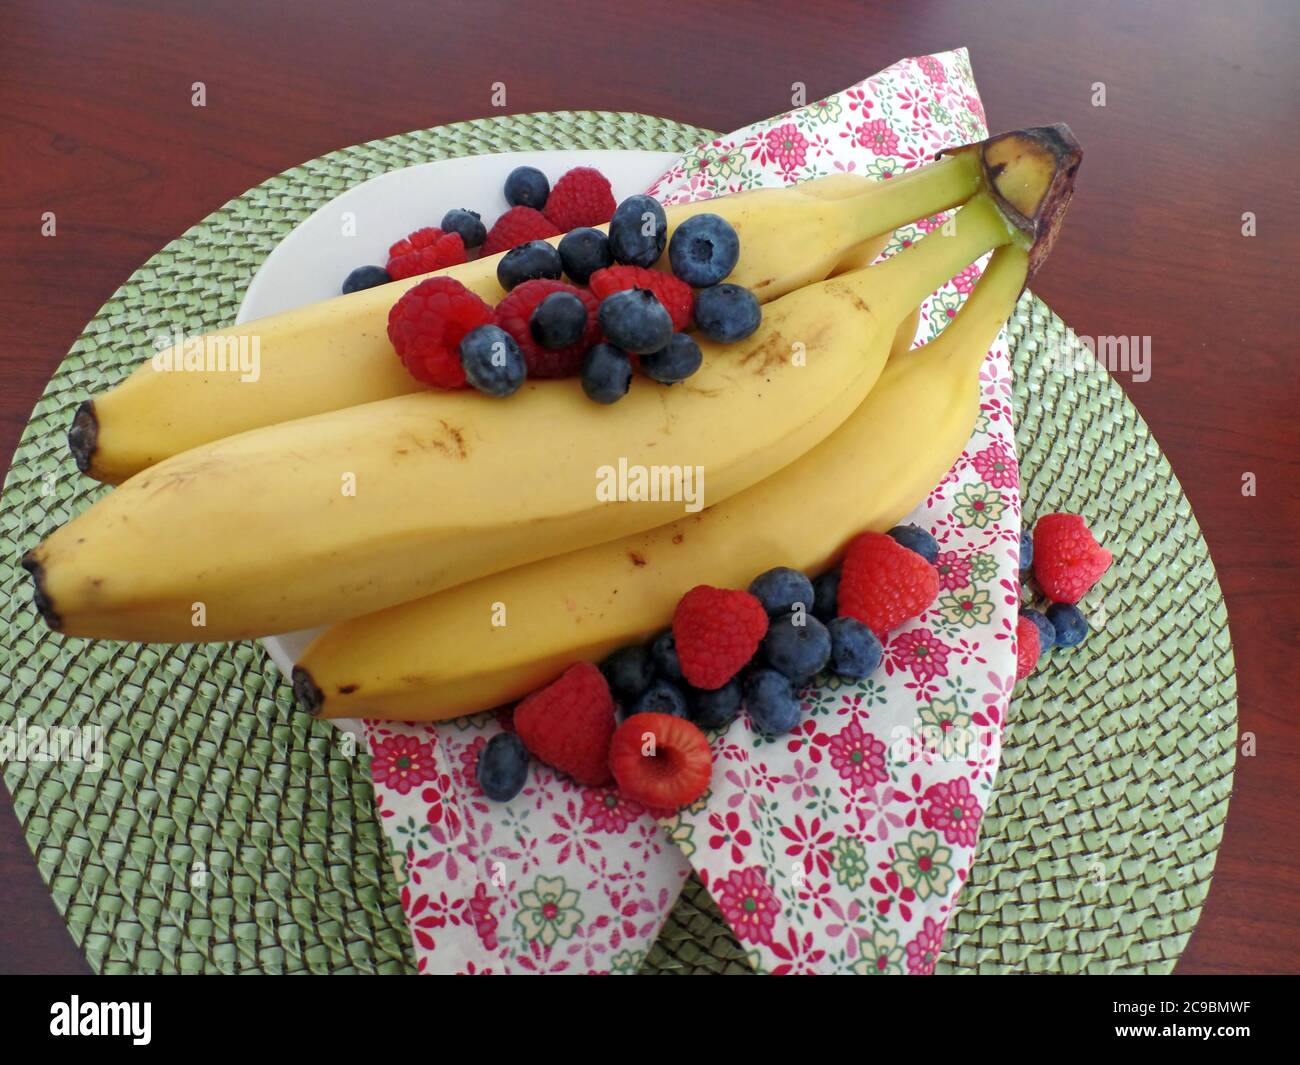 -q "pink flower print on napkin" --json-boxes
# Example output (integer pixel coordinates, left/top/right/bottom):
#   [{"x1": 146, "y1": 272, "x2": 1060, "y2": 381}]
[
  {"x1": 370, "y1": 734, "x2": 440, "y2": 795},
  {"x1": 714, "y1": 866, "x2": 782, "y2": 946},
  {"x1": 920, "y1": 777, "x2": 984, "y2": 848}
]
